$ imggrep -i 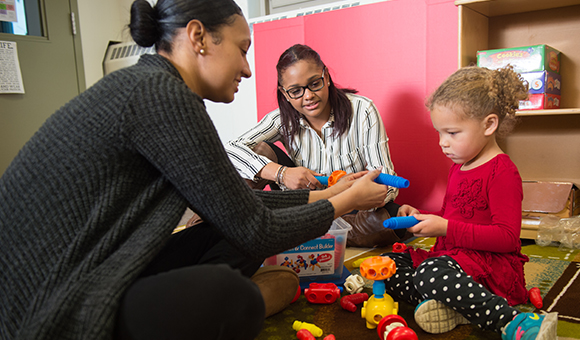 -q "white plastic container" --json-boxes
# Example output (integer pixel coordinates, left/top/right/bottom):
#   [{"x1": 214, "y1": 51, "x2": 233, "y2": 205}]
[{"x1": 264, "y1": 217, "x2": 352, "y2": 282}]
